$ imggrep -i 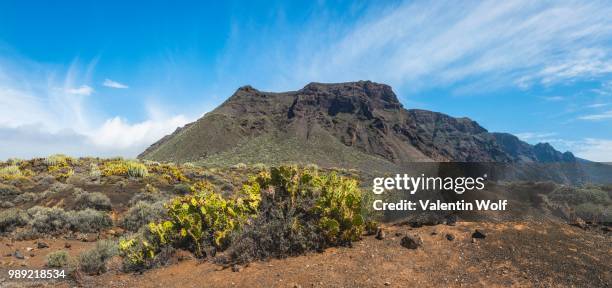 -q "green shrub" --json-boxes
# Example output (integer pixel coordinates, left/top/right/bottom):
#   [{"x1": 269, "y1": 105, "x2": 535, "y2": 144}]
[
  {"x1": 121, "y1": 201, "x2": 166, "y2": 232},
  {"x1": 147, "y1": 163, "x2": 187, "y2": 183},
  {"x1": 0, "y1": 208, "x2": 28, "y2": 232},
  {"x1": 102, "y1": 160, "x2": 148, "y2": 178},
  {"x1": 224, "y1": 193, "x2": 323, "y2": 264},
  {"x1": 549, "y1": 186, "x2": 610, "y2": 205},
  {"x1": 313, "y1": 172, "x2": 364, "y2": 244},
  {"x1": 127, "y1": 162, "x2": 148, "y2": 178},
  {"x1": 575, "y1": 203, "x2": 609, "y2": 222},
  {"x1": 27, "y1": 206, "x2": 71, "y2": 234},
  {"x1": 129, "y1": 192, "x2": 166, "y2": 205},
  {"x1": 14, "y1": 192, "x2": 41, "y2": 203},
  {"x1": 172, "y1": 183, "x2": 192, "y2": 195},
  {"x1": 119, "y1": 177, "x2": 261, "y2": 266},
  {"x1": 44, "y1": 154, "x2": 71, "y2": 167},
  {"x1": 224, "y1": 166, "x2": 365, "y2": 264},
  {"x1": 79, "y1": 240, "x2": 118, "y2": 275},
  {"x1": 118, "y1": 235, "x2": 153, "y2": 271},
  {"x1": 47, "y1": 251, "x2": 69, "y2": 268},
  {"x1": 0, "y1": 183, "x2": 21, "y2": 196},
  {"x1": 0, "y1": 165, "x2": 22, "y2": 180},
  {"x1": 162, "y1": 185, "x2": 258, "y2": 254},
  {"x1": 75, "y1": 191, "x2": 112, "y2": 210},
  {"x1": 44, "y1": 155, "x2": 74, "y2": 181},
  {"x1": 118, "y1": 232, "x2": 175, "y2": 272},
  {"x1": 69, "y1": 209, "x2": 113, "y2": 233},
  {"x1": 119, "y1": 166, "x2": 367, "y2": 268}
]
